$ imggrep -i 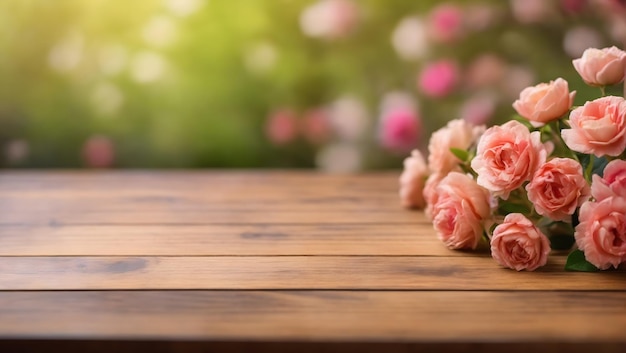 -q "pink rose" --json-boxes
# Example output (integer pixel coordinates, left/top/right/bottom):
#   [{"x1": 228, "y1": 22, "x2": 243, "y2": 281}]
[
  {"x1": 379, "y1": 108, "x2": 421, "y2": 153},
  {"x1": 526, "y1": 158, "x2": 590, "y2": 221},
  {"x1": 265, "y1": 109, "x2": 298, "y2": 145},
  {"x1": 561, "y1": 96, "x2": 626, "y2": 157},
  {"x1": 423, "y1": 173, "x2": 443, "y2": 218},
  {"x1": 490, "y1": 213, "x2": 551, "y2": 271},
  {"x1": 423, "y1": 172, "x2": 446, "y2": 217},
  {"x1": 431, "y1": 172, "x2": 491, "y2": 250},
  {"x1": 575, "y1": 197, "x2": 626, "y2": 270},
  {"x1": 512, "y1": 78, "x2": 576, "y2": 126},
  {"x1": 426, "y1": 3, "x2": 464, "y2": 43},
  {"x1": 427, "y1": 119, "x2": 484, "y2": 174},
  {"x1": 471, "y1": 120, "x2": 548, "y2": 199},
  {"x1": 399, "y1": 150, "x2": 429, "y2": 209},
  {"x1": 591, "y1": 159, "x2": 626, "y2": 201},
  {"x1": 572, "y1": 46, "x2": 626, "y2": 86},
  {"x1": 418, "y1": 60, "x2": 459, "y2": 98}
]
